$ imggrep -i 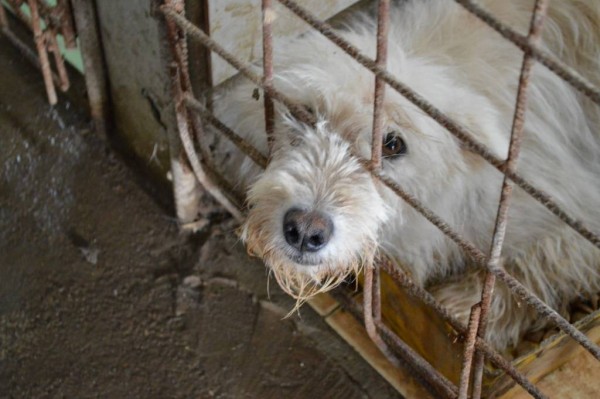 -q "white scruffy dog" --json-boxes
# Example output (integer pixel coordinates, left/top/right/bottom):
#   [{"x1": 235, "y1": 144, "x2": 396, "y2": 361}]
[{"x1": 212, "y1": 0, "x2": 600, "y2": 350}]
